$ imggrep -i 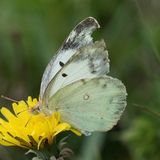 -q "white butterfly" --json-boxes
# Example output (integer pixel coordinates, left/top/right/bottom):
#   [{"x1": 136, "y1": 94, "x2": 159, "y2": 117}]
[{"x1": 39, "y1": 17, "x2": 127, "y2": 135}]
